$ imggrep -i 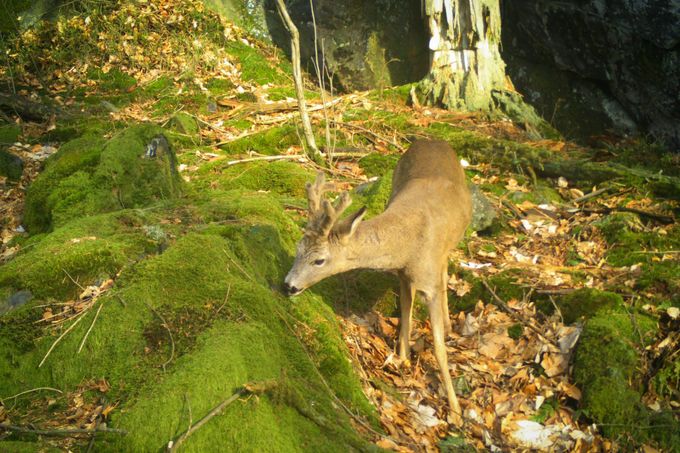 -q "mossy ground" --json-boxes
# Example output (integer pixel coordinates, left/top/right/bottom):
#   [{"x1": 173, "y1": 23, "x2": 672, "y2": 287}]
[{"x1": 1, "y1": 1, "x2": 678, "y2": 450}]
